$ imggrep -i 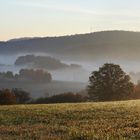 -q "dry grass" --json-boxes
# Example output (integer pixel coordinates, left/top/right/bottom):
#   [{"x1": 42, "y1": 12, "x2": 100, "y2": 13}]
[{"x1": 0, "y1": 100, "x2": 140, "y2": 139}]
